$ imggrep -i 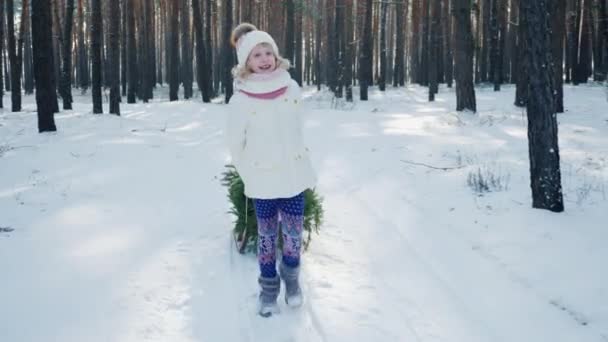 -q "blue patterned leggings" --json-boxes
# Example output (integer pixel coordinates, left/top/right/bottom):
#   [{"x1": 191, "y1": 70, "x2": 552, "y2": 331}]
[{"x1": 253, "y1": 192, "x2": 305, "y2": 278}]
